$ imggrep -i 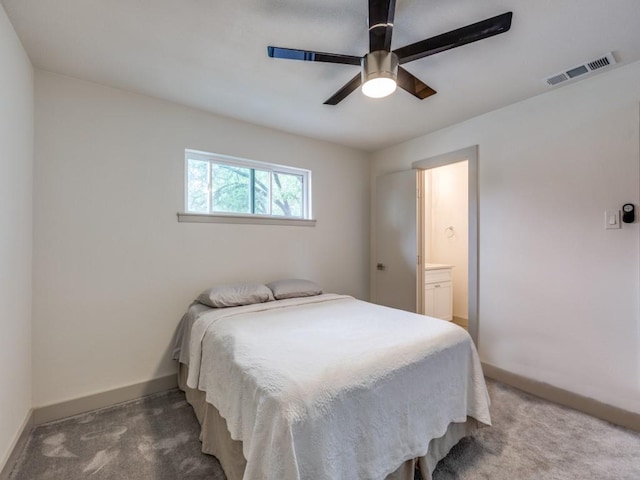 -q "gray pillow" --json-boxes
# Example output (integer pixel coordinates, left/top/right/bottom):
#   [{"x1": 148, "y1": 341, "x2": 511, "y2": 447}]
[
  {"x1": 196, "y1": 282, "x2": 274, "y2": 308},
  {"x1": 266, "y1": 279, "x2": 322, "y2": 300}
]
